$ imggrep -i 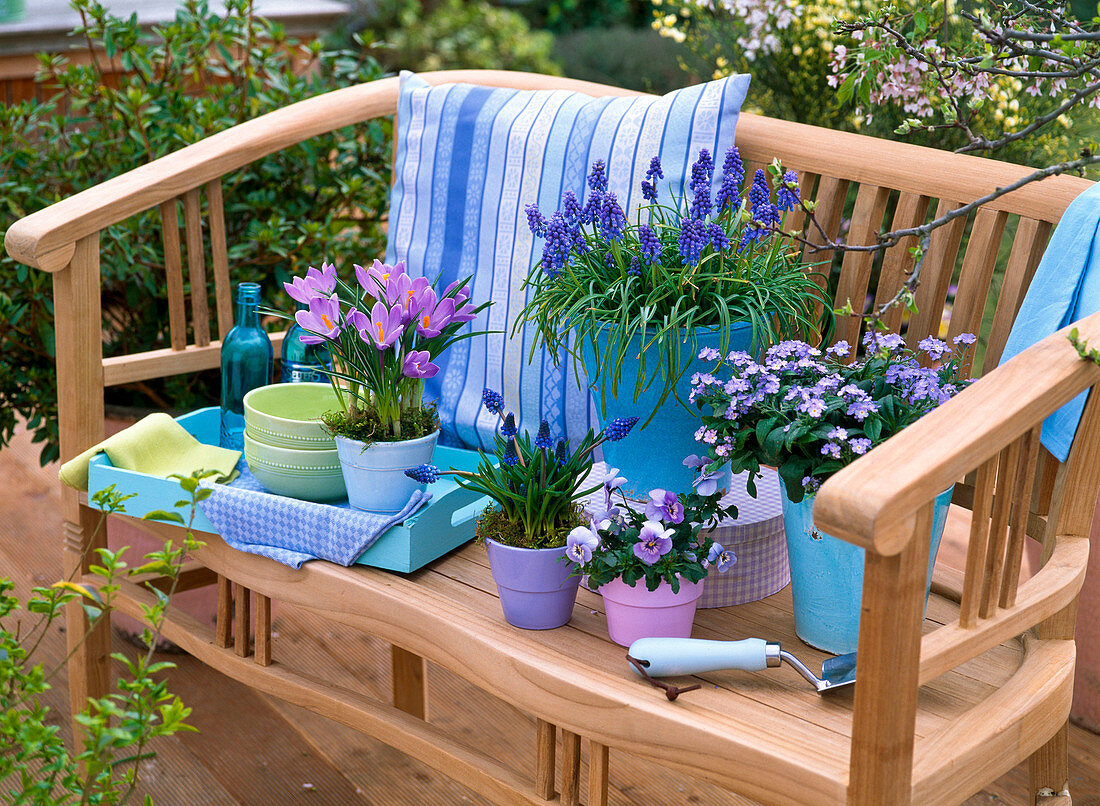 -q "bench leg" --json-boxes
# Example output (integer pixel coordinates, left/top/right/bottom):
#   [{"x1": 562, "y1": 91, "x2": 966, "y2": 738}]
[
  {"x1": 392, "y1": 645, "x2": 427, "y2": 719},
  {"x1": 1029, "y1": 722, "x2": 1071, "y2": 805},
  {"x1": 588, "y1": 740, "x2": 609, "y2": 806},
  {"x1": 560, "y1": 729, "x2": 581, "y2": 806},
  {"x1": 535, "y1": 718, "x2": 556, "y2": 800},
  {"x1": 63, "y1": 504, "x2": 111, "y2": 735}
]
